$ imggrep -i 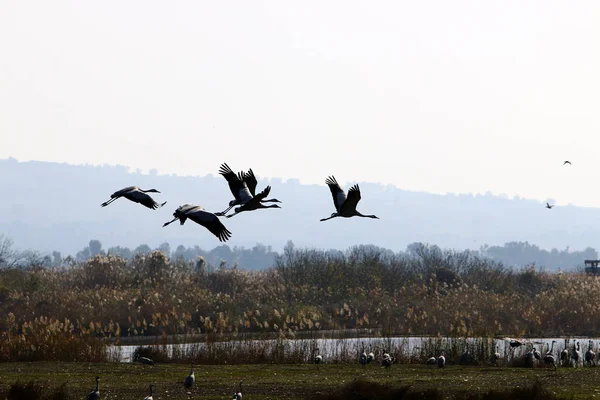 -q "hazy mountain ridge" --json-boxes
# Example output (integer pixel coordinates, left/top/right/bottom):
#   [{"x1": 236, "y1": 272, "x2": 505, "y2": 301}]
[{"x1": 2, "y1": 157, "x2": 600, "y2": 258}]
